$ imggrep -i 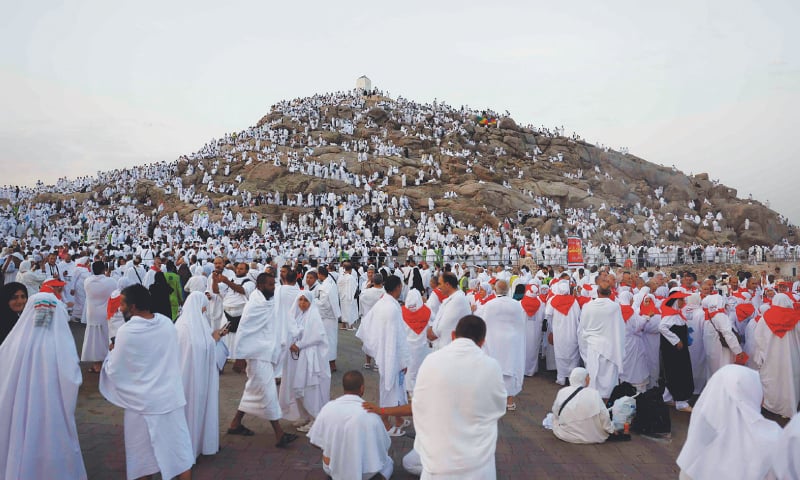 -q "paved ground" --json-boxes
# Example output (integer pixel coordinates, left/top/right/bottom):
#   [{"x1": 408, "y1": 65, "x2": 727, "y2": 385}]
[{"x1": 72, "y1": 323, "x2": 690, "y2": 479}]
